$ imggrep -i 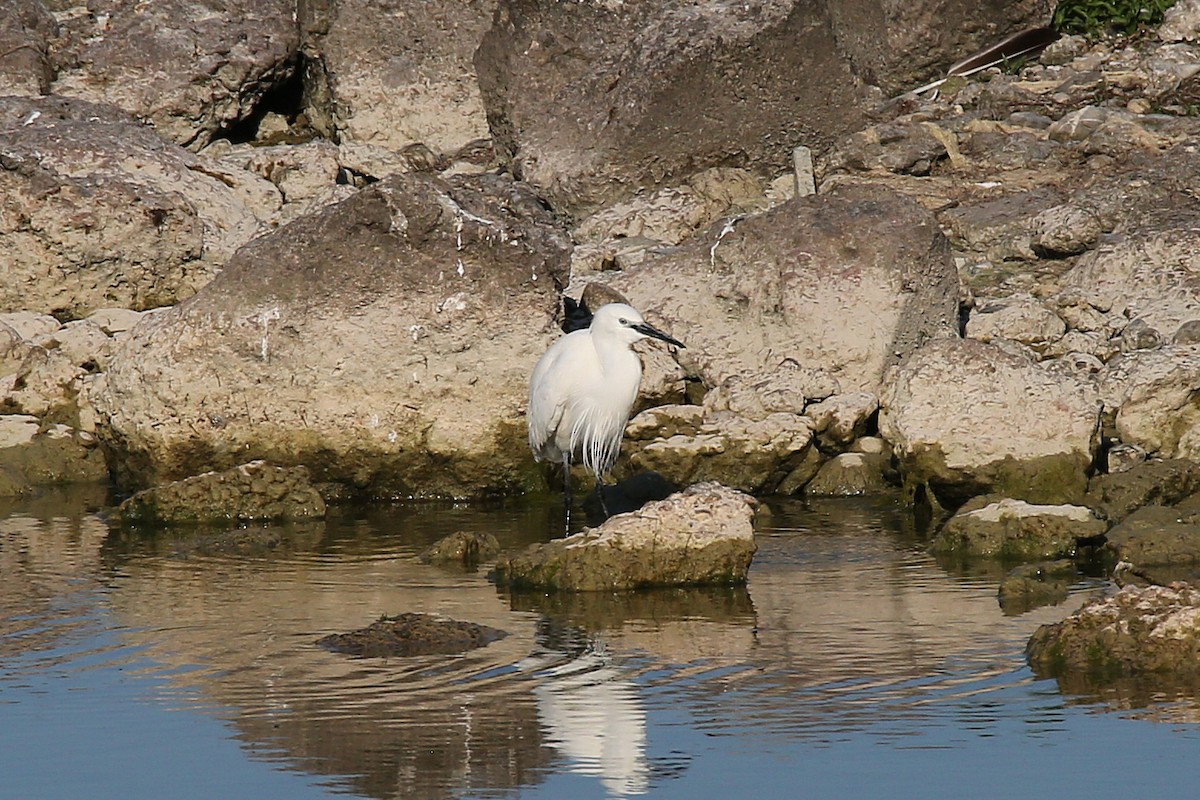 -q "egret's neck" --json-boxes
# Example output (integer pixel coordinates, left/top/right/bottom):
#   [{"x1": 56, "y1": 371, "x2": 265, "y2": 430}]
[{"x1": 595, "y1": 340, "x2": 643, "y2": 398}]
